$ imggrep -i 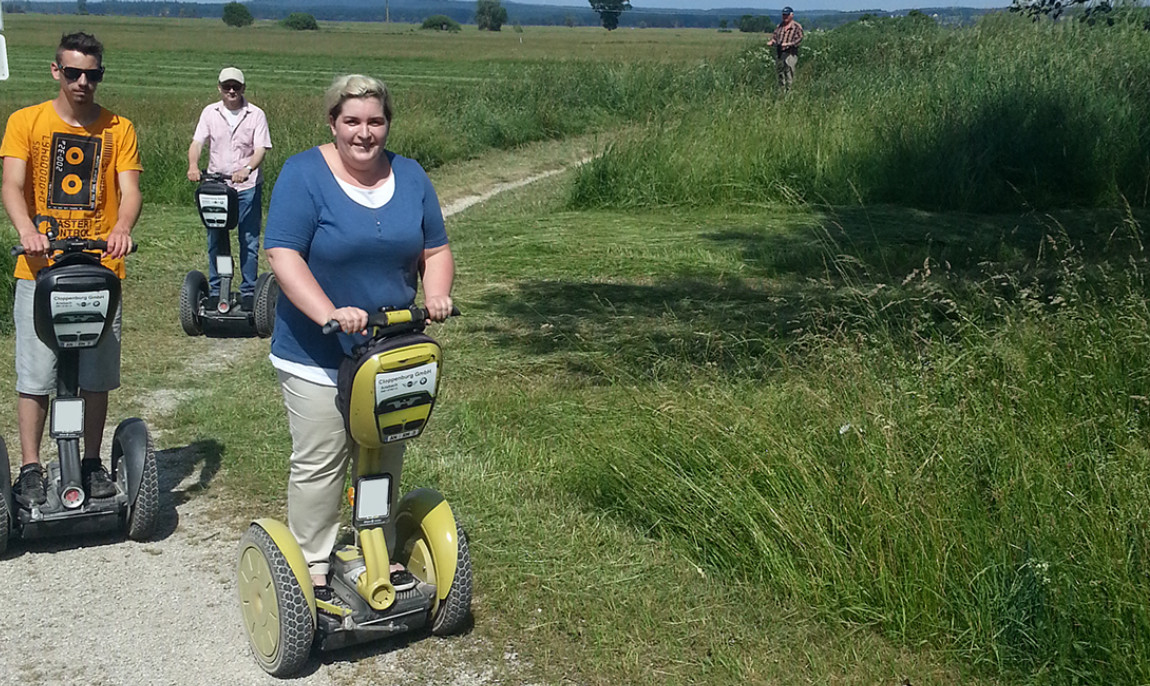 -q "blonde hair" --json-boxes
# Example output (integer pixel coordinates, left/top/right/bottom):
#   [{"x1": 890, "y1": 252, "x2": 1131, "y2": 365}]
[{"x1": 325, "y1": 74, "x2": 393, "y2": 122}]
